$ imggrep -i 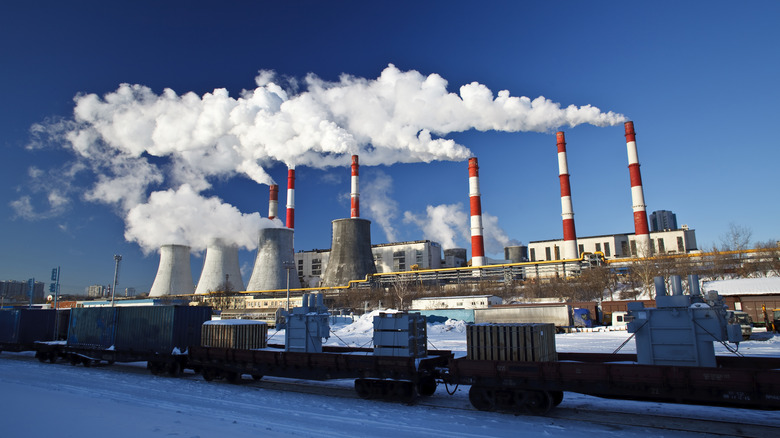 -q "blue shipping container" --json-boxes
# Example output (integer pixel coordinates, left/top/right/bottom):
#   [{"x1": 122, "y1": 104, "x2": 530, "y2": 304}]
[
  {"x1": 0, "y1": 309, "x2": 57, "y2": 345},
  {"x1": 114, "y1": 306, "x2": 212, "y2": 354},
  {"x1": 67, "y1": 307, "x2": 118, "y2": 349}
]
